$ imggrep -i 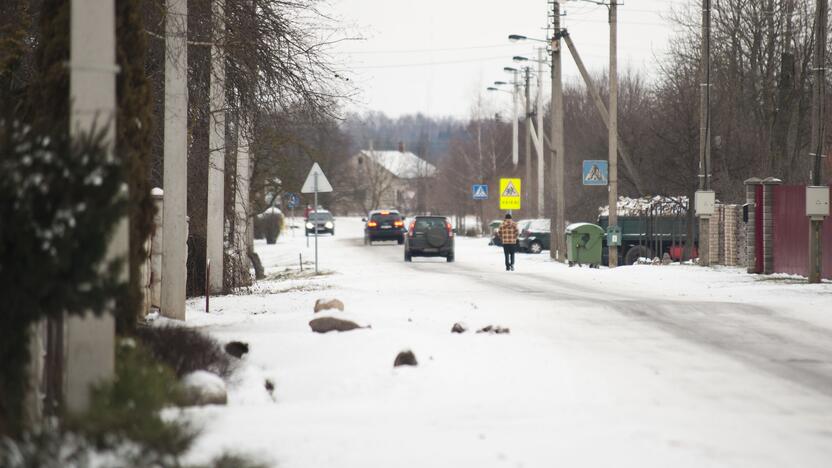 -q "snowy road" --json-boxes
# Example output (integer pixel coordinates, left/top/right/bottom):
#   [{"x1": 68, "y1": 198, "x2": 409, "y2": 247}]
[{"x1": 182, "y1": 218, "x2": 832, "y2": 468}]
